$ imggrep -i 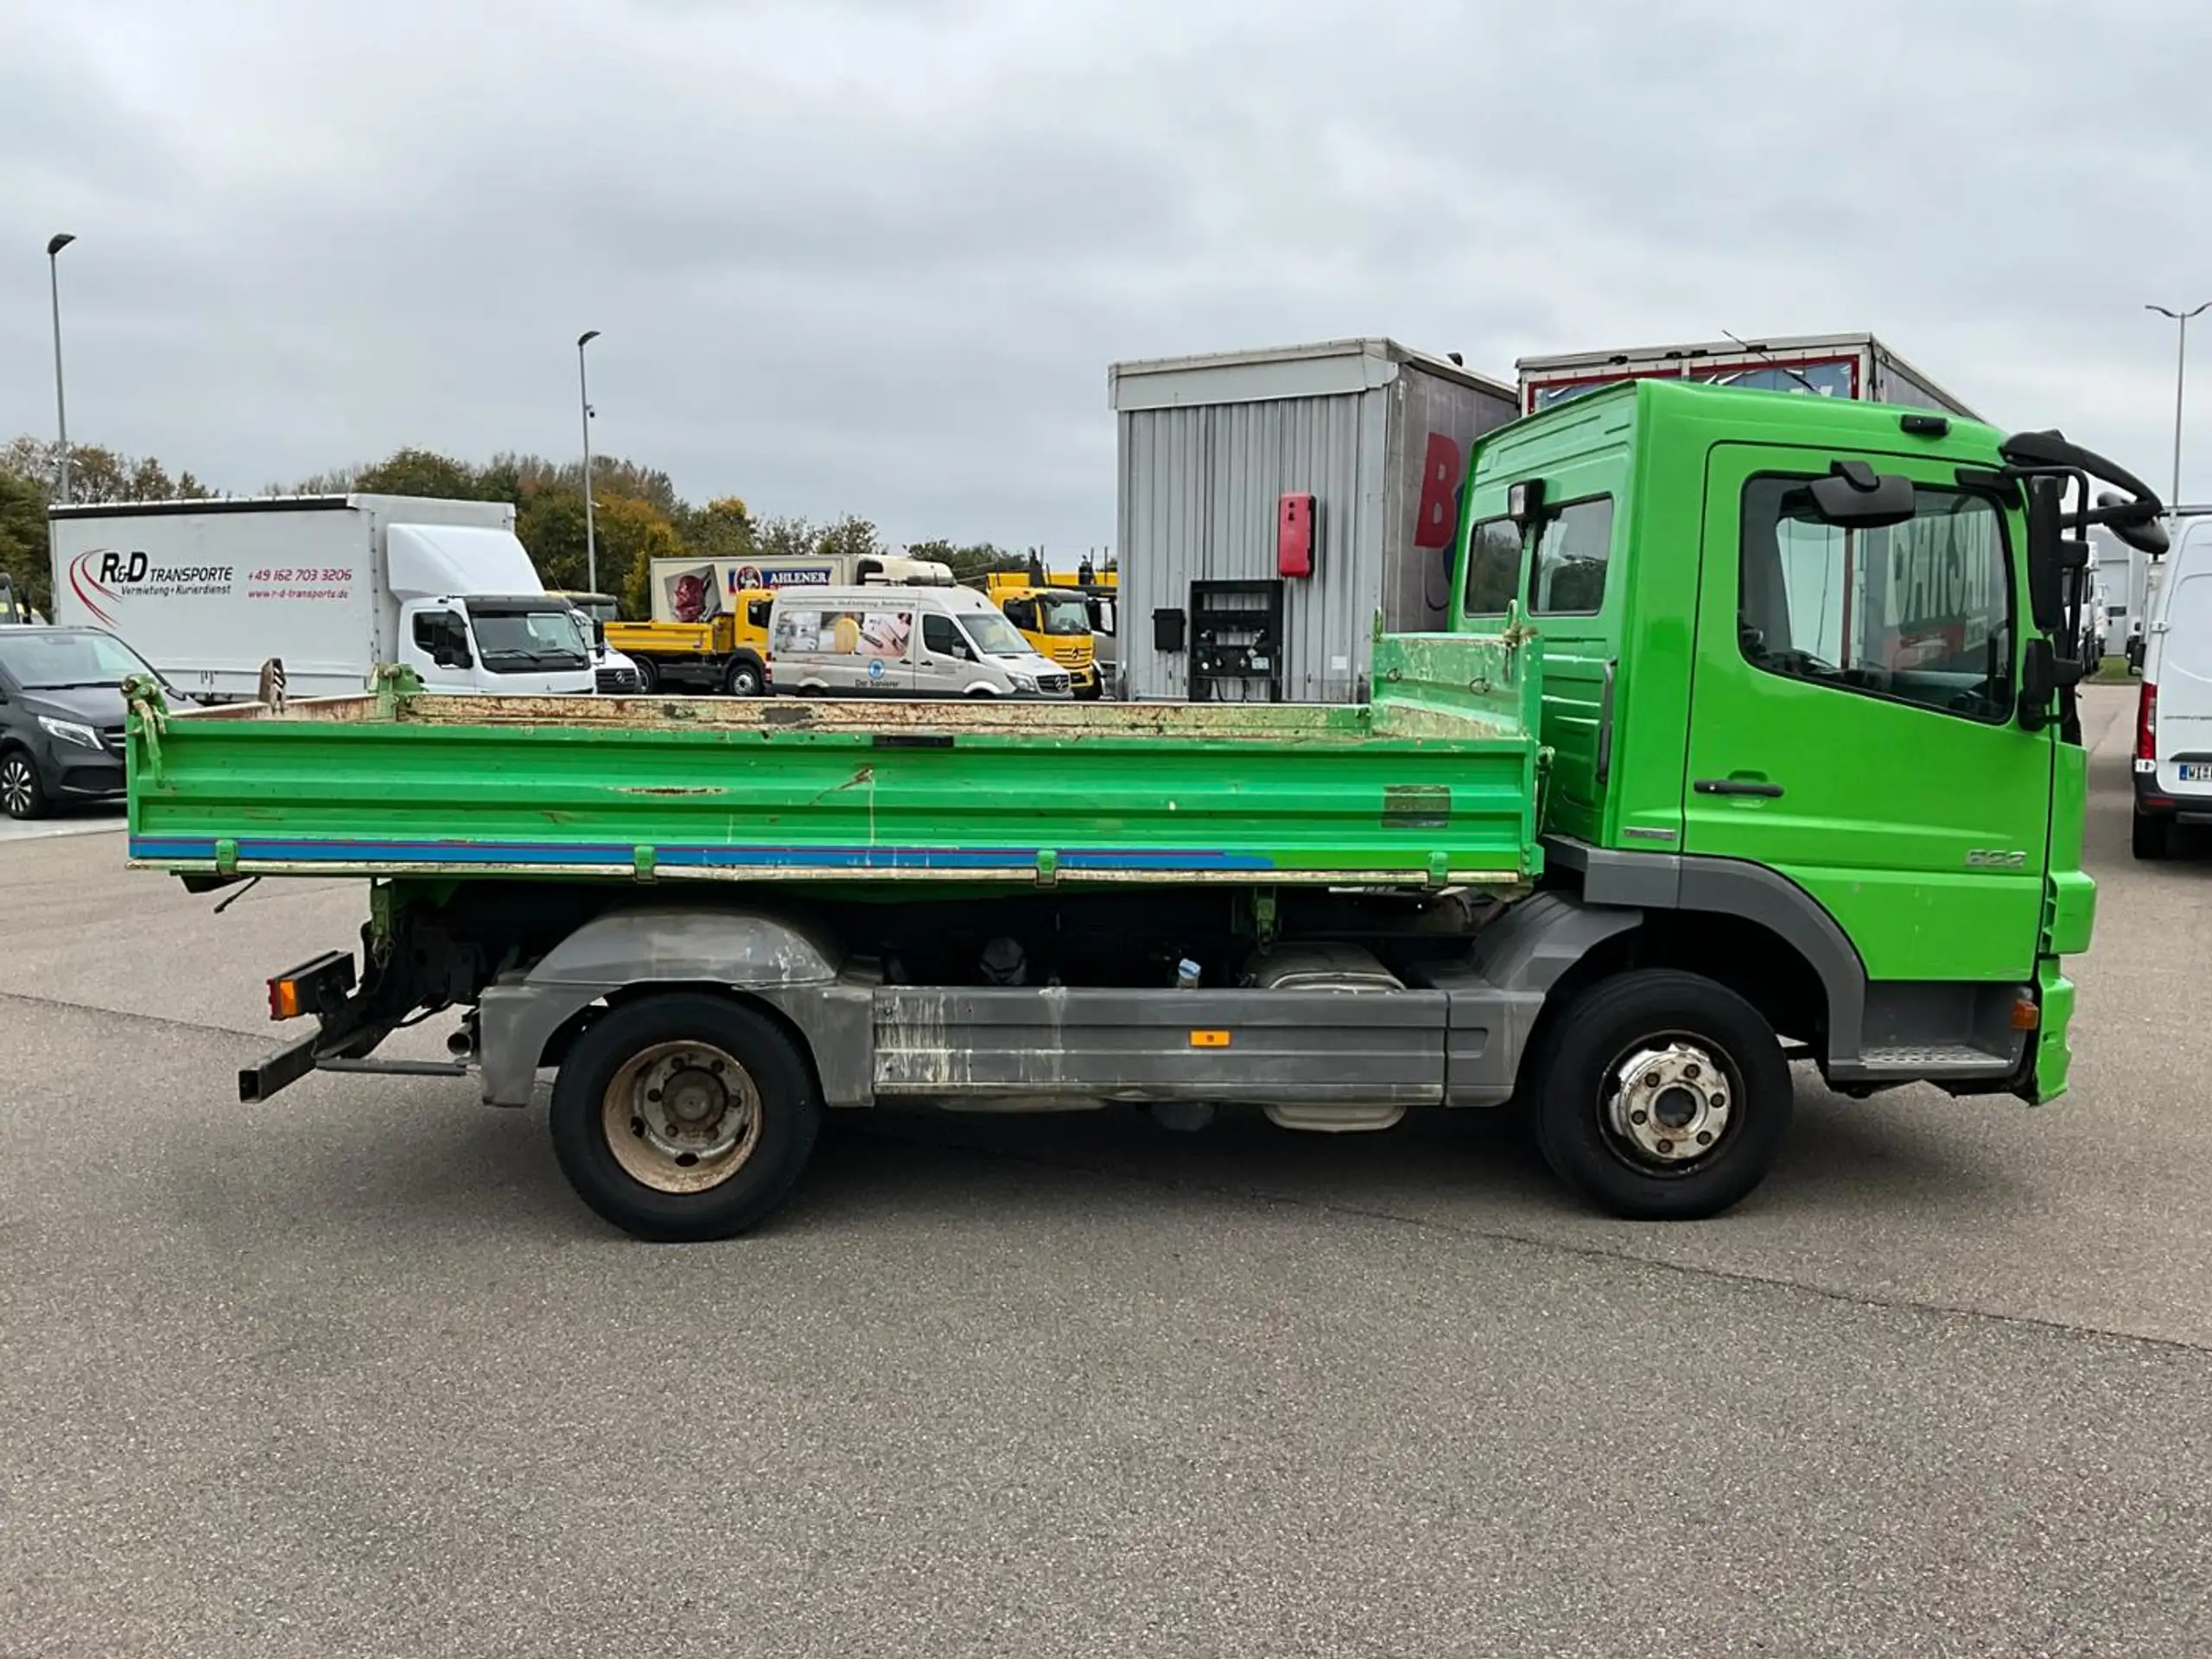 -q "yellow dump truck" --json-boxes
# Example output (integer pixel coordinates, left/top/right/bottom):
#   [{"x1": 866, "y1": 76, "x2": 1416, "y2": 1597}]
[{"x1": 607, "y1": 592, "x2": 774, "y2": 696}]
